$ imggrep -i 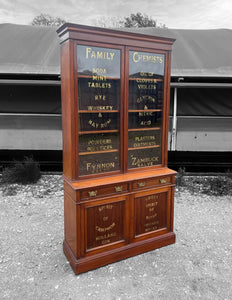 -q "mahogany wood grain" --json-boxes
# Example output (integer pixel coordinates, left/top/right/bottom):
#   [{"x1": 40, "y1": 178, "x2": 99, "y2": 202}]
[
  {"x1": 64, "y1": 168, "x2": 176, "y2": 190},
  {"x1": 57, "y1": 23, "x2": 175, "y2": 50},
  {"x1": 58, "y1": 23, "x2": 176, "y2": 274},
  {"x1": 63, "y1": 232, "x2": 175, "y2": 274}
]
